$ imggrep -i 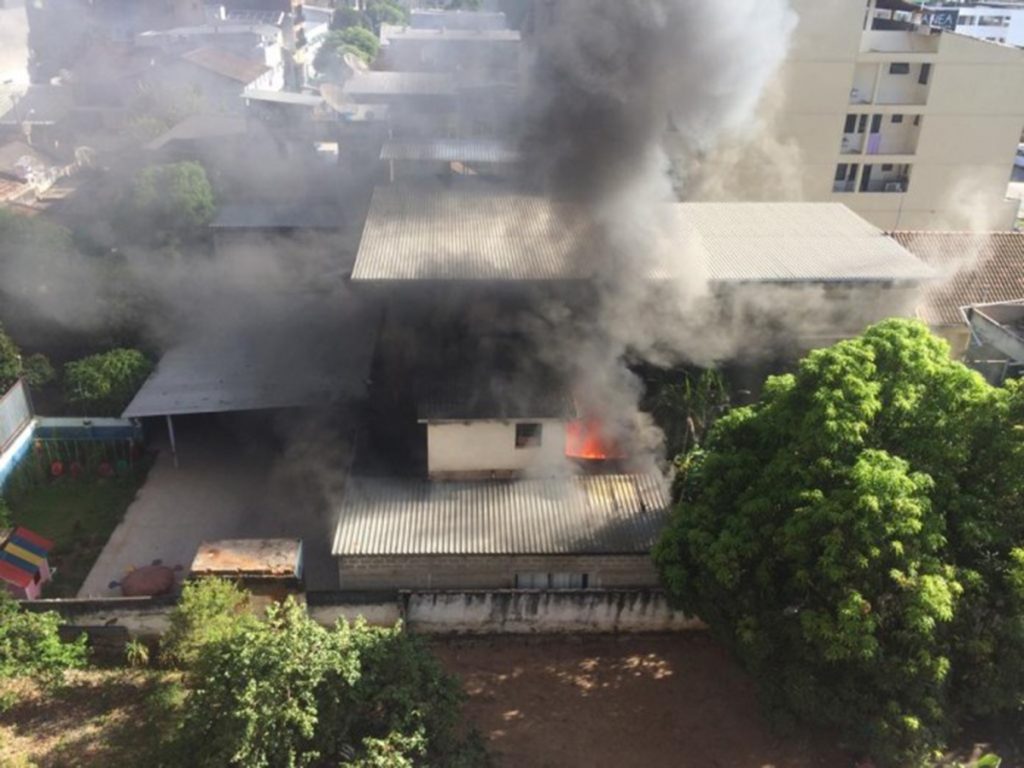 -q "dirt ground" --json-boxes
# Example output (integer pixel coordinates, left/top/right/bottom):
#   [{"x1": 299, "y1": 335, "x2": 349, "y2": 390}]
[{"x1": 434, "y1": 633, "x2": 849, "y2": 768}]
